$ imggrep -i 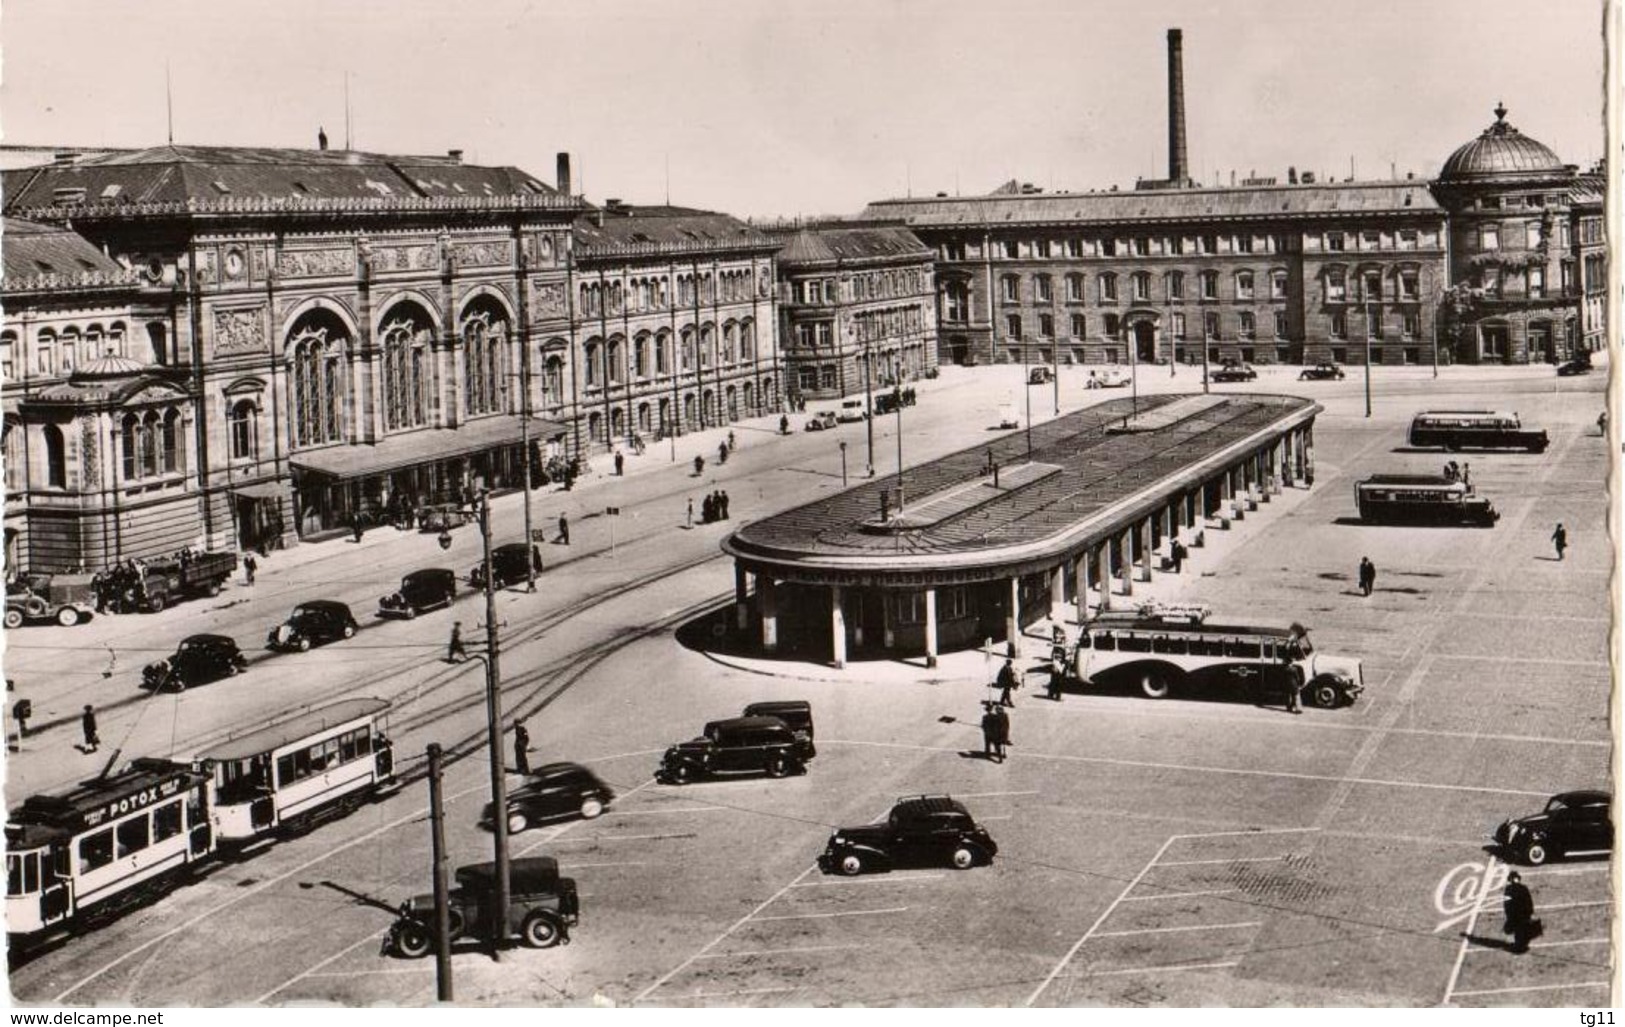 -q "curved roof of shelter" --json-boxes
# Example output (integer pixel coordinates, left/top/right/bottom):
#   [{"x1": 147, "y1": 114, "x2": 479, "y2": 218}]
[
  {"x1": 1438, "y1": 104, "x2": 1568, "y2": 183},
  {"x1": 771, "y1": 223, "x2": 932, "y2": 267},
  {"x1": 724, "y1": 393, "x2": 1318, "y2": 582},
  {"x1": 859, "y1": 181, "x2": 1439, "y2": 229}
]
